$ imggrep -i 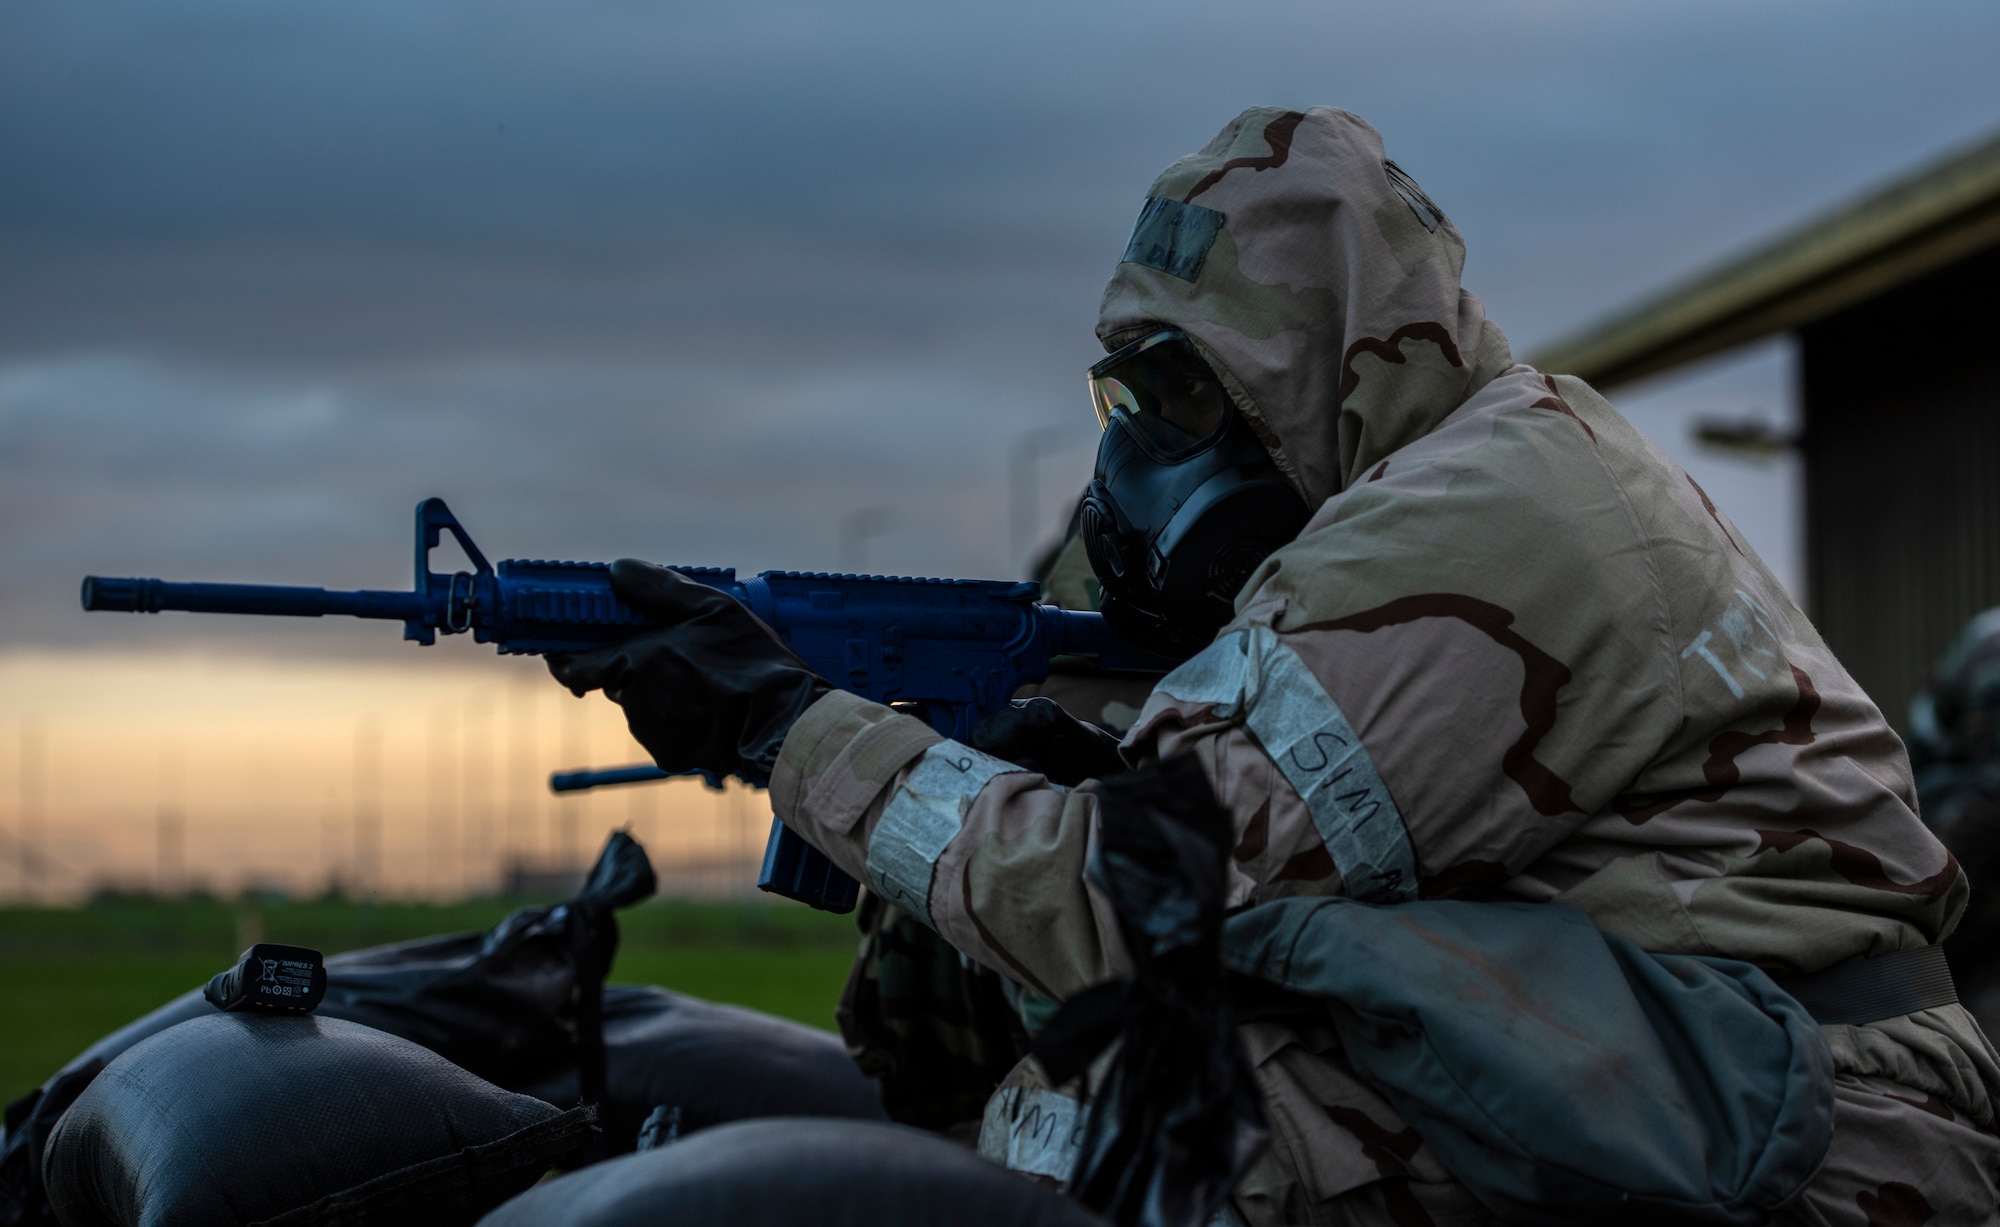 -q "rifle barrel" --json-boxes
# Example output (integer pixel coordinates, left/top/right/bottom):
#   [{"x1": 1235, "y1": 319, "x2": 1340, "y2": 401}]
[
  {"x1": 550, "y1": 765, "x2": 674, "y2": 793},
  {"x1": 81, "y1": 576, "x2": 424, "y2": 622}
]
